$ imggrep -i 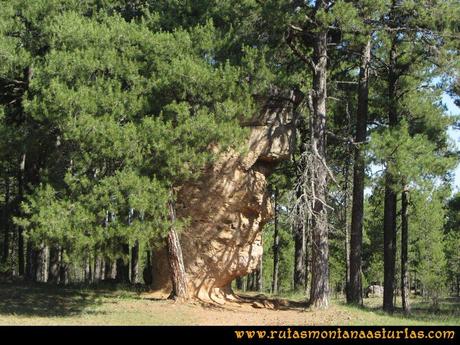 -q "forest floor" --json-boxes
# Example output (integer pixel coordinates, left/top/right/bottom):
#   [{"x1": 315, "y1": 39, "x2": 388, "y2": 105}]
[{"x1": 0, "y1": 282, "x2": 459, "y2": 325}]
